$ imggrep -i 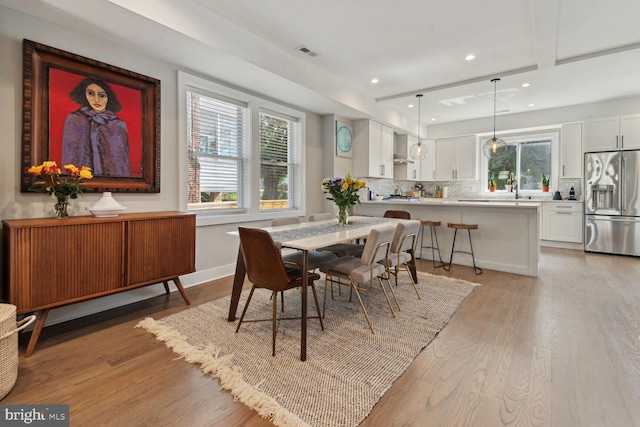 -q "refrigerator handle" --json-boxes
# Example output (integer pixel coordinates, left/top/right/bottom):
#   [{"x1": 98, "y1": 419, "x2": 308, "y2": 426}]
[
  {"x1": 621, "y1": 155, "x2": 625, "y2": 211},
  {"x1": 616, "y1": 135, "x2": 619, "y2": 148}
]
